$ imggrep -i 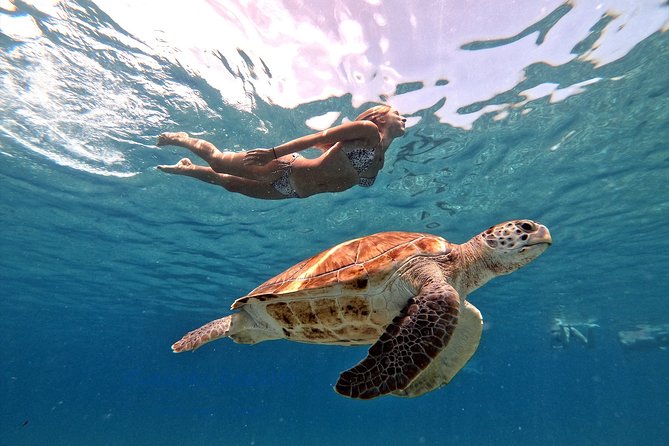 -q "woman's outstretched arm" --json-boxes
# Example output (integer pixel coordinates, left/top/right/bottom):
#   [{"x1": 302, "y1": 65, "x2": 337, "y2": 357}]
[{"x1": 244, "y1": 120, "x2": 380, "y2": 166}]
